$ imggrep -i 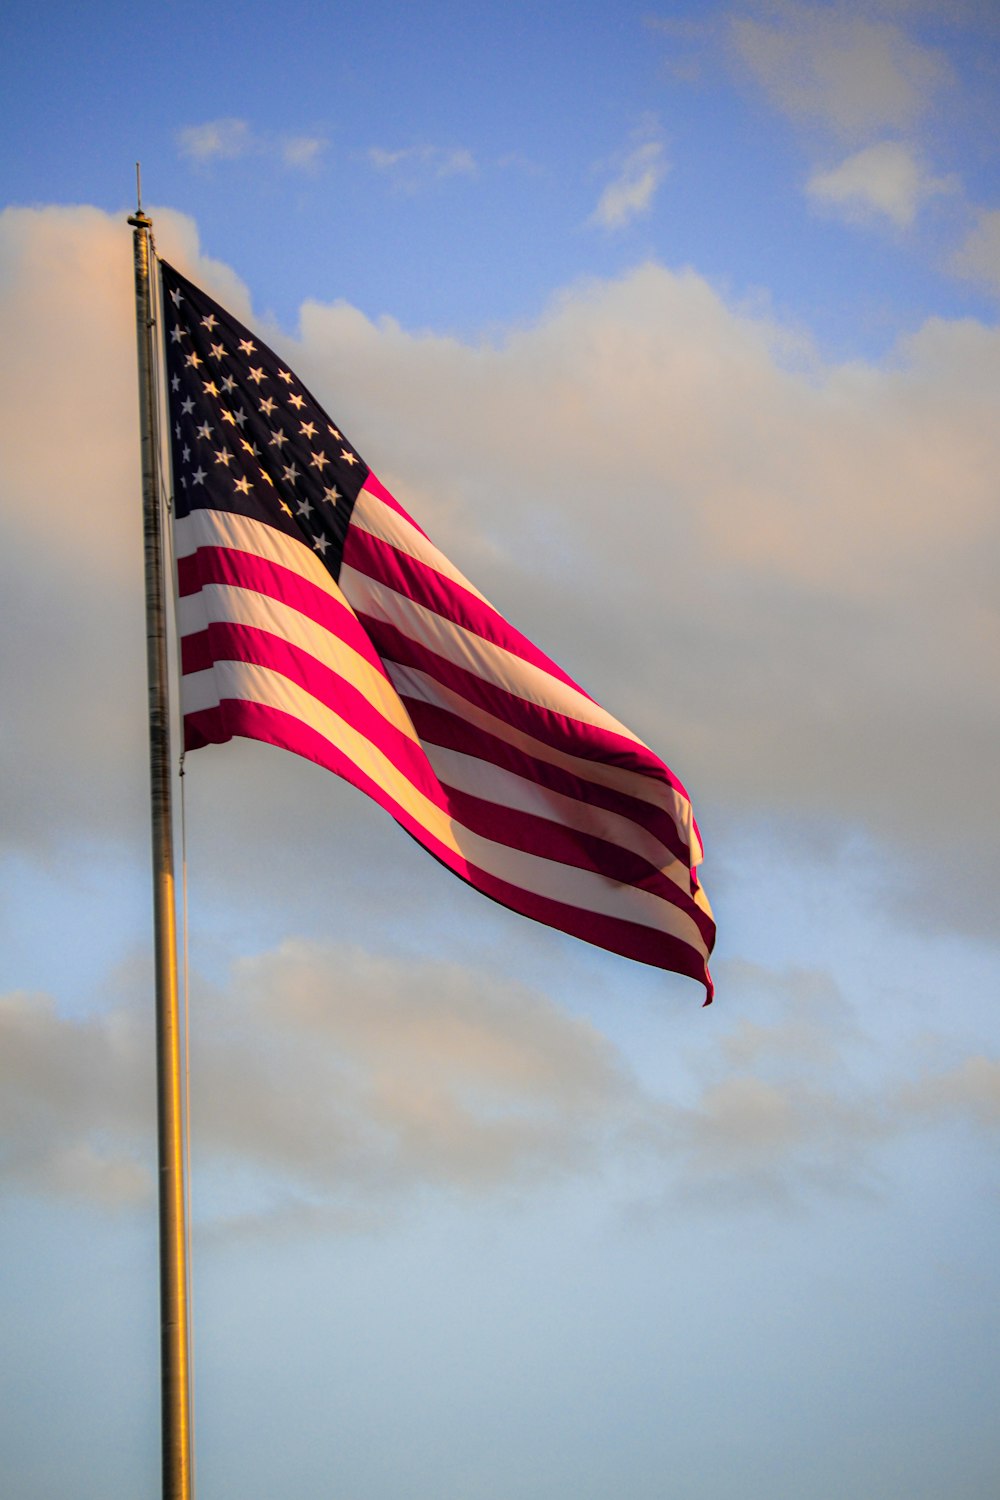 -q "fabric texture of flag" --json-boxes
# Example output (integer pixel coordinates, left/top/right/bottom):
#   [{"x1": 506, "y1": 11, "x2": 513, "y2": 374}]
[{"x1": 160, "y1": 259, "x2": 716, "y2": 1001}]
